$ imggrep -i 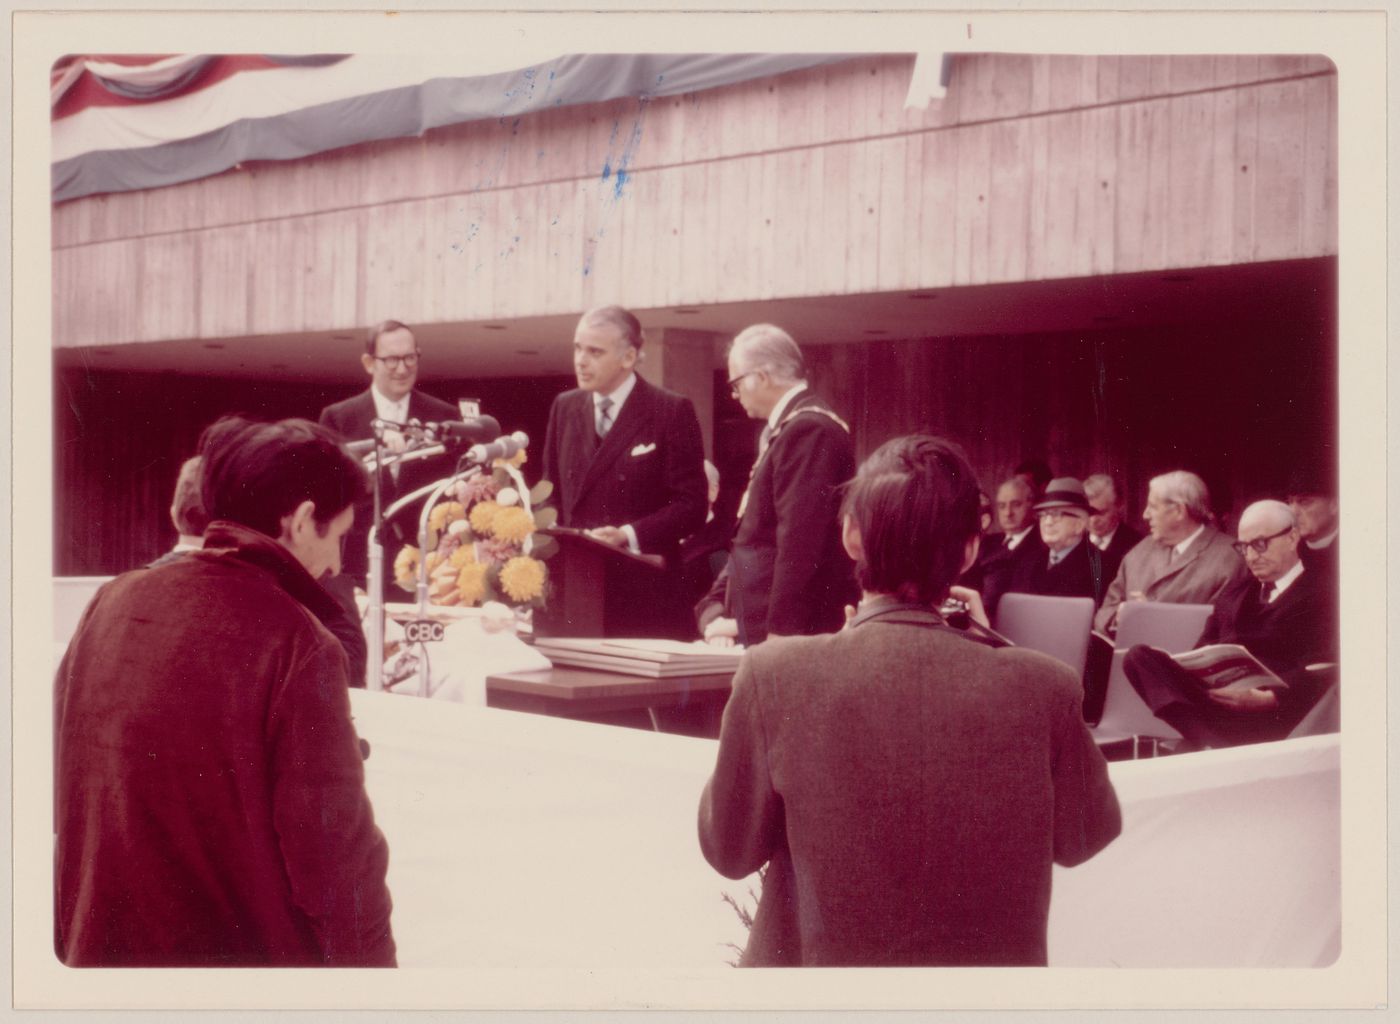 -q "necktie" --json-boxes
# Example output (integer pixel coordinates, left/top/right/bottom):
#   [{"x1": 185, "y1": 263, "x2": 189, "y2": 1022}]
[
  {"x1": 596, "y1": 396, "x2": 614, "y2": 440},
  {"x1": 387, "y1": 402, "x2": 407, "y2": 484},
  {"x1": 1260, "y1": 583, "x2": 1275, "y2": 605}
]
